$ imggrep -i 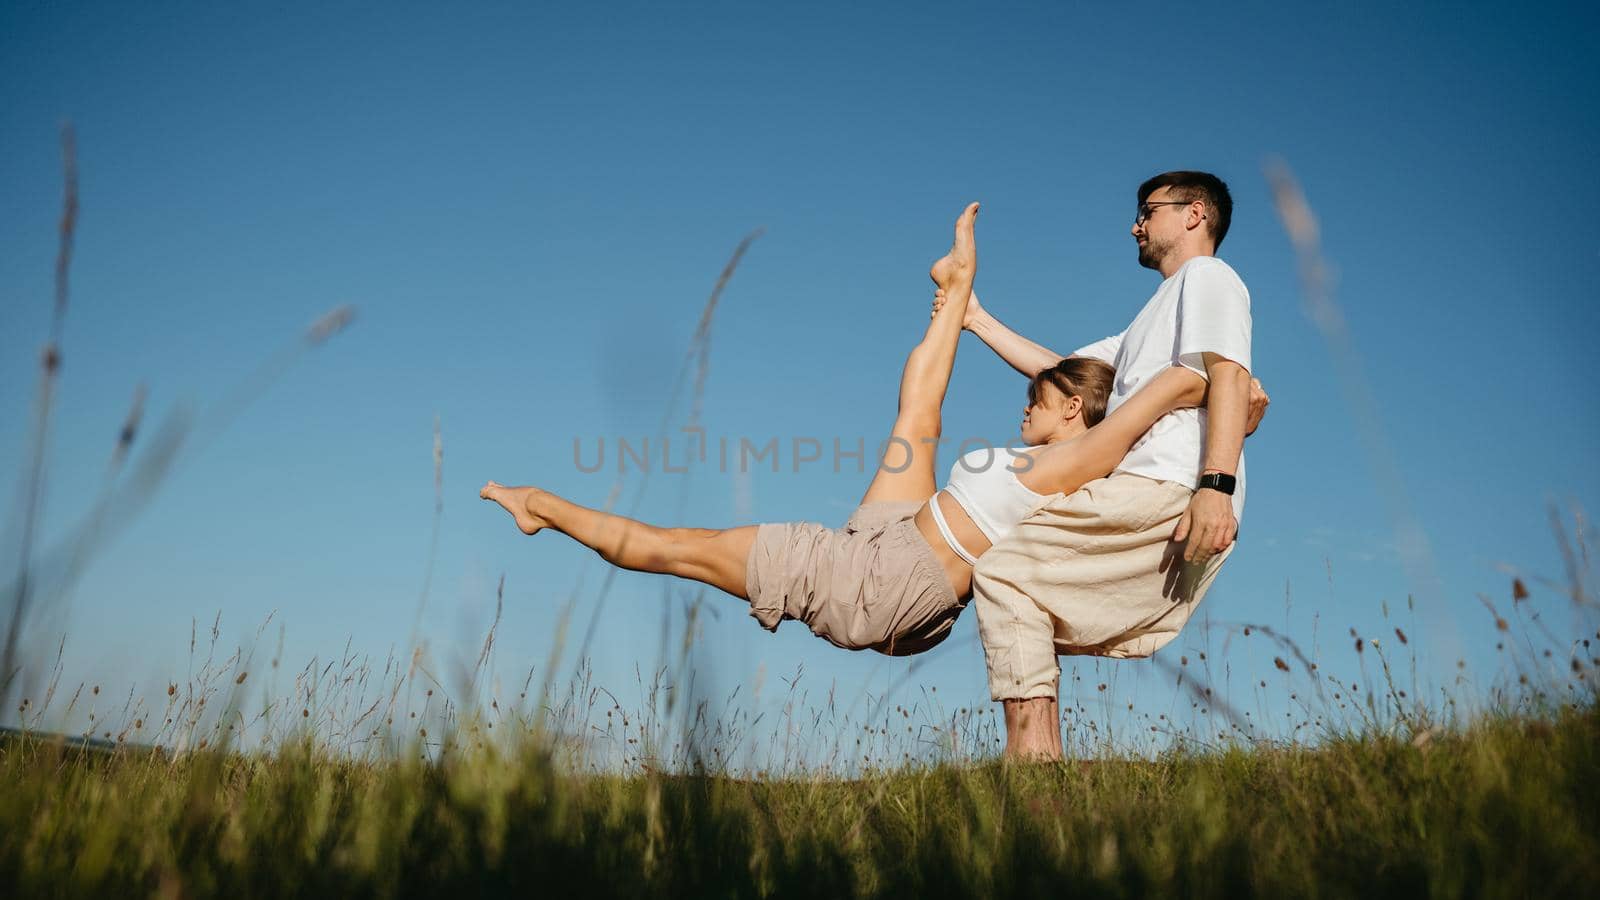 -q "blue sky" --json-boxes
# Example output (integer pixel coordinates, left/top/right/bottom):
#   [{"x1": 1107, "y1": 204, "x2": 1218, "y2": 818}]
[{"x1": 3, "y1": 0, "x2": 1596, "y2": 758}]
